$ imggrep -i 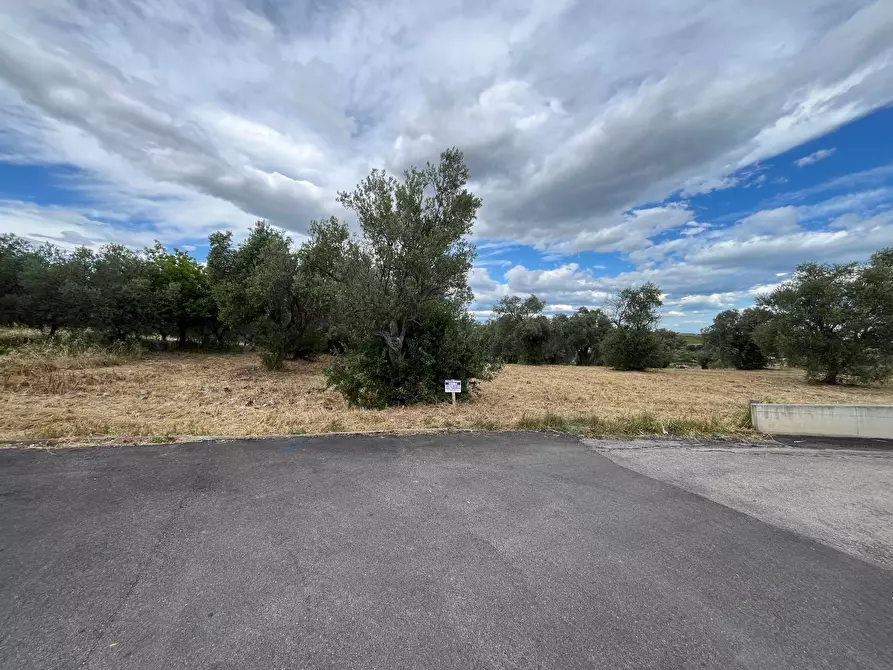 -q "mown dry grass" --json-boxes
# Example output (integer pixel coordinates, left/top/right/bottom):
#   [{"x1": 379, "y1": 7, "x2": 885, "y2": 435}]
[{"x1": 2, "y1": 352, "x2": 893, "y2": 440}]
